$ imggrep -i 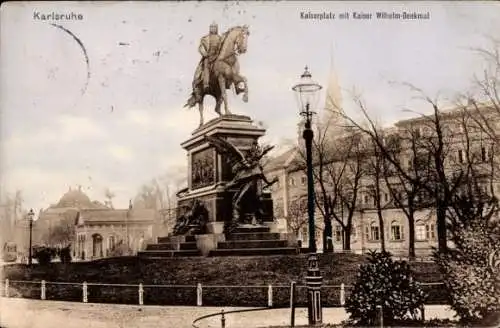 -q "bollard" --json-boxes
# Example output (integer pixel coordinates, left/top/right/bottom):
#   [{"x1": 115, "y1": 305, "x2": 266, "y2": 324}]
[
  {"x1": 41, "y1": 280, "x2": 46, "y2": 300},
  {"x1": 196, "y1": 283, "x2": 202, "y2": 306},
  {"x1": 220, "y1": 309, "x2": 226, "y2": 328},
  {"x1": 290, "y1": 281, "x2": 296, "y2": 327},
  {"x1": 138, "y1": 283, "x2": 144, "y2": 305},
  {"x1": 340, "y1": 283, "x2": 345, "y2": 306},
  {"x1": 82, "y1": 281, "x2": 88, "y2": 303},
  {"x1": 5, "y1": 279, "x2": 9, "y2": 298},
  {"x1": 268, "y1": 284, "x2": 273, "y2": 307},
  {"x1": 420, "y1": 304, "x2": 425, "y2": 321},
  {"x1": 306, "y1": 254, "x2": 323, "y2": 325},
  {"x1": 377, "y1": 305, "x2": 383, "y2": 328}
]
